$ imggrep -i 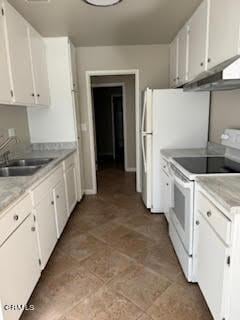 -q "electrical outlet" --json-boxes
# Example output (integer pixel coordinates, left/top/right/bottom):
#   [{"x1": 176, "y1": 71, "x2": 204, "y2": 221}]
[{"x1": 8, "y1": 128, "x2": 16, "y2": 137}]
